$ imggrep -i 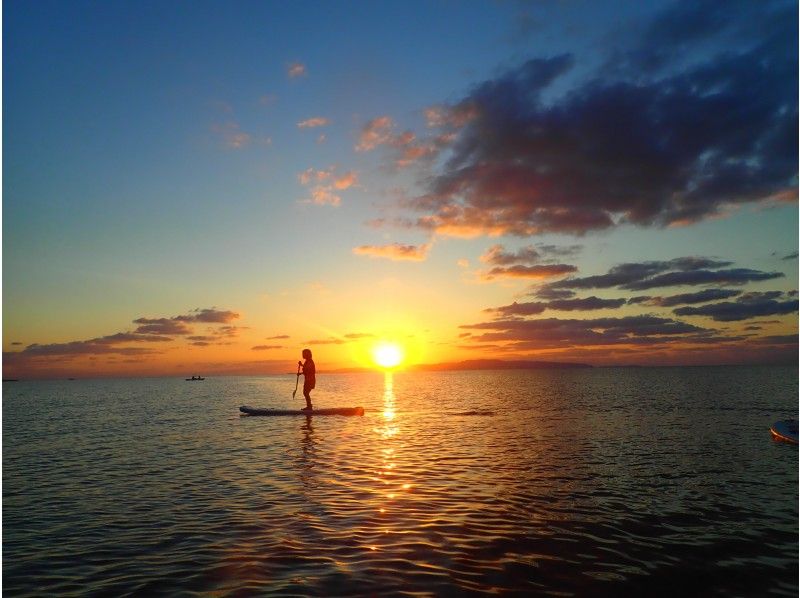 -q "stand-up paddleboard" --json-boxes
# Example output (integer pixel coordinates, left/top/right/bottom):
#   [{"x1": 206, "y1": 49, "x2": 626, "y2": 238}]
[
  {"x1": 240, "y1": 405, "x2": 364, "y2": 416},
  {"x1": 770, "y1": 419, "x2": 798, "y2": 444}
]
